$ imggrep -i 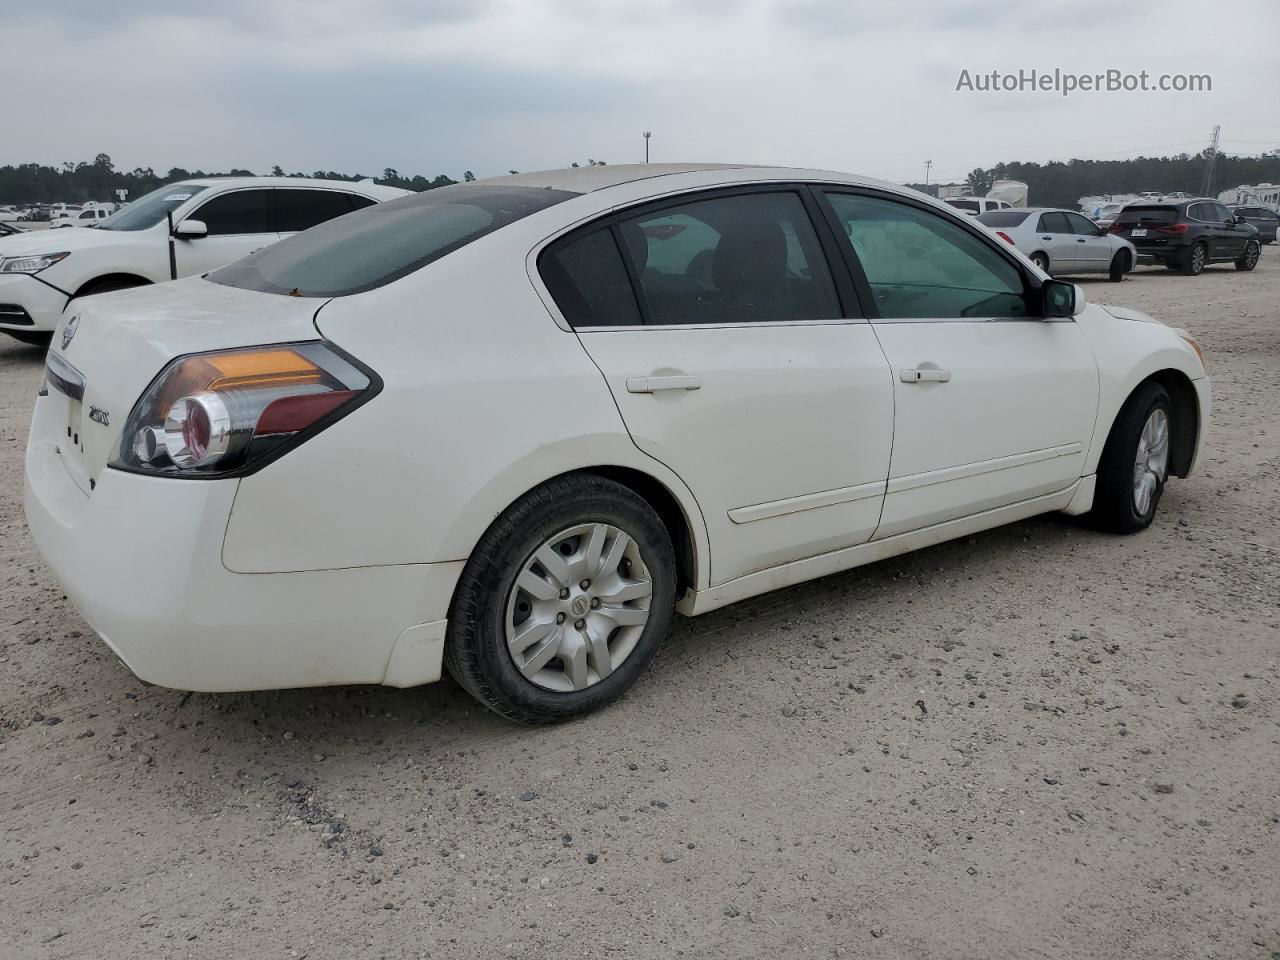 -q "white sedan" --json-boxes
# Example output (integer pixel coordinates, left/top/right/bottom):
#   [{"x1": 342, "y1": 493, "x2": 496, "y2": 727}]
[
  {"x1": 24, "y1": 164, "x2": 1209, "y2": 723},
  {"x1": 0, "y1": 176, "x2": 409, "y2": 343},
  {"x1": 977, "y1": 207, "x2": 1138, "y2": 281}
]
